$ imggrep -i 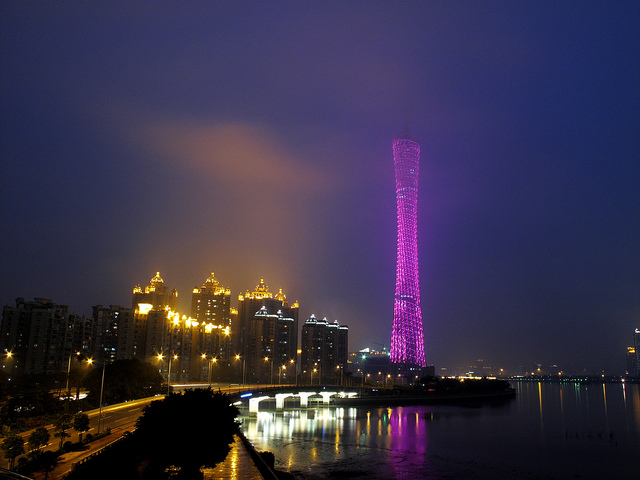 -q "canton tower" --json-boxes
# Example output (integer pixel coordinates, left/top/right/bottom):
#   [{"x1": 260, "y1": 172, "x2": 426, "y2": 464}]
[{"x1": 390, "y1": 134, "x2": 426, "y2": 372}]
